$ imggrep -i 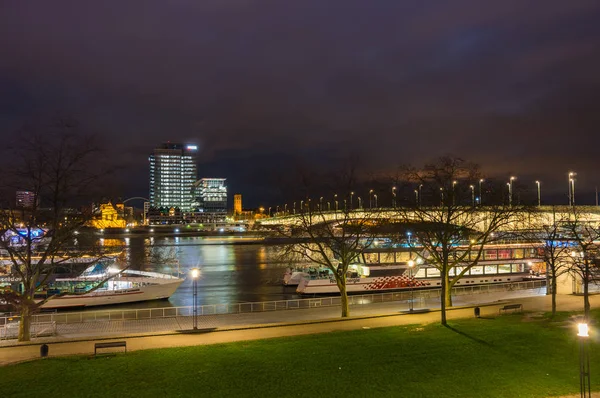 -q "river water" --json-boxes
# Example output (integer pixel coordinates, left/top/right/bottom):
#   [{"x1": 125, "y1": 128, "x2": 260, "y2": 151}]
[{"x1": 101, "y1": 235, "x2": 298, "y2": 309}]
